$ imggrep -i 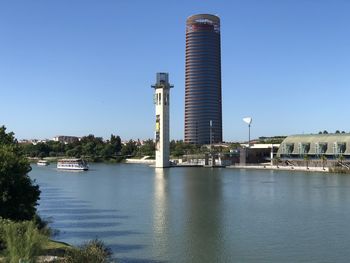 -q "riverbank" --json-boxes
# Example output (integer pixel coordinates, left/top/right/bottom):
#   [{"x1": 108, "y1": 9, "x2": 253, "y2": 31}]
[
  {"x1": 28, "y1": 156, "x2": 124, "y2": 164},
  {"x1": 0, "y1": 239, "x2": 70, "y2": 263},
  {"x1": 38, "y1": 240, "x2": 71, "y2": 262},
  {"x1": 228, "y1": 164, "x2": 329, "y2": 172},
  {"x1": 125, "y1": 156, "x2": 155, "y2": 164}
]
